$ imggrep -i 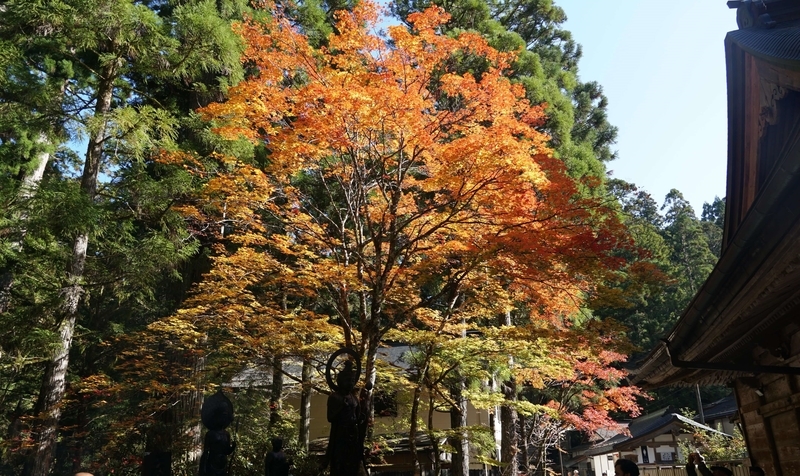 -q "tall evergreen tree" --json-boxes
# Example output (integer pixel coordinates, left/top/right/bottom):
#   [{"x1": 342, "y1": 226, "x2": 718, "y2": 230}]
[
  {"x1": 0, "y1": 1, "x2": 248, "y2": 473},
  {"x1": 595, "y1": 182, "x2": 722, "y2": 354},
  {"x1": 701, "y1": 196, "x2": 725, "y2": 258},
  {"x1": 661, "y1": 189, "x2": 717, "y2": 301}
]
